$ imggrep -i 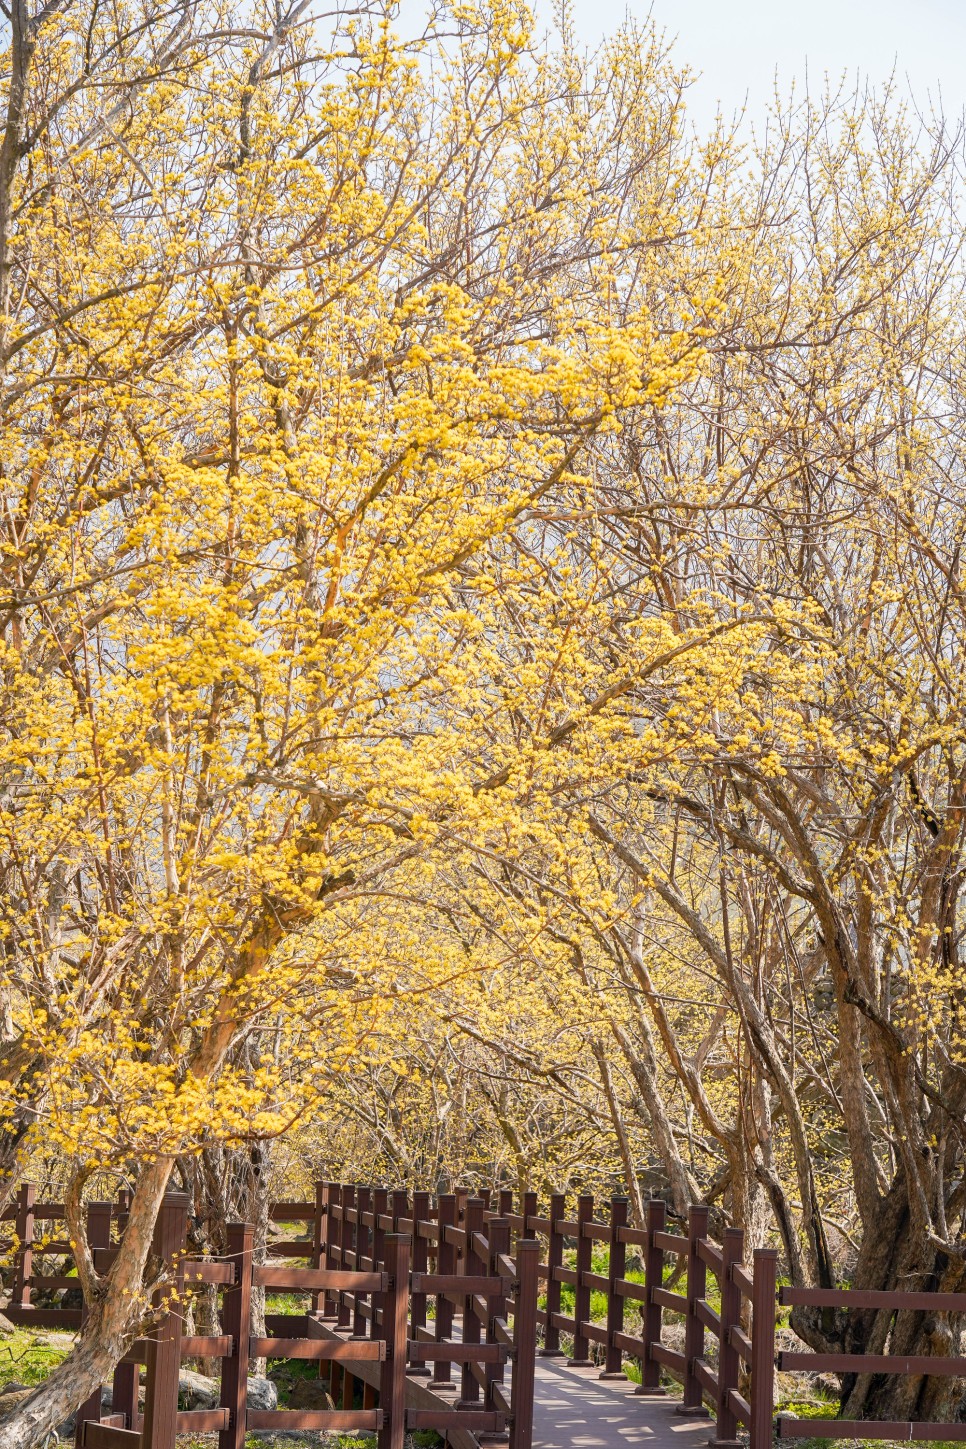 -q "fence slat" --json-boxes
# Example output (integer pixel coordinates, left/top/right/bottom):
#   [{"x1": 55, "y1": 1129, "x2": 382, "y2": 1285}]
[
  {"x1": 711, "y1": 1227, "x2": 744, "y2": 1449},
  {"x1": 750, "y1": 1249, "x2": 778, "y2": 1449},
  {"x1": 486, "y1": 1217, "x2": 510, "y2": 1410},
  {"x1": 639, "y1": 1199, "x2": 666, "y2": 1396},
  {"x1": 12, "y1": 1183, "x2": 35, "y2": 1310},
  {"x1": 249, "y1": 1410, "x2": 383, "y2": 1431},
  {"x1": 253, "y1": 1266, "x2": 386, "y2": 1291},
  {"x1": 430, "y1": 1194, "x2": 456, "y2": 1388},
  {"x1": 779, "y1": 1287, "x2": 966, "y2": 1311},
  {"x1": 602, "y1": 1196, "x2": 628, "y2": 1378},
  {"x1": 510, "y1": 1239, "x2": 539, "y2": 1449},
  {"x1": 142, "y1": 1194, "x2": 189, "y2": 1449},
  {"x1": 218, "y1": 1221, "x2": 253, "y2": 1449},
  {"x1": 460, "y1": 1198, "x2": 485, "y2": 1405},
  {"x1": 81, "y1": 1424, "x2": 141, "y2": 1449},
  {"x1": 409, "y1": 1191, "x2": 432, "y2": 1377},
  {"x1": 569, "y1": 1194, "x2": 594, "y2": 1367},
  {"x1": 675, "y1": 1205, "x2": 709, "y2": 1416},
  {"x1": 252, "y1": 1336, "x2": 385, "y2": 1360},
  {"x1": 354, "y1": 1186, "x2": 372, "y2": 1338},
  {"x1": 776, "y1": 1423, "x2": 966, "y2": 1443},
  {"x1": 541, "y1": 1193, "x2": 566, "y2": 1358},
  {"x1": 377, "y1": 1233, "x2": 410, "y2": 1449}
]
